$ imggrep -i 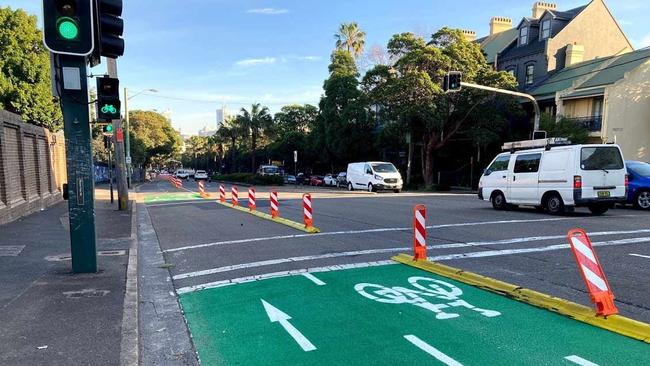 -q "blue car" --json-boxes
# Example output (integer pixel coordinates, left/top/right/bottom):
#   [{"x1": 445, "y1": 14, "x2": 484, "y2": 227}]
[{"x1": 626, "y1": 161, "x2": 650, "y2": 210}]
